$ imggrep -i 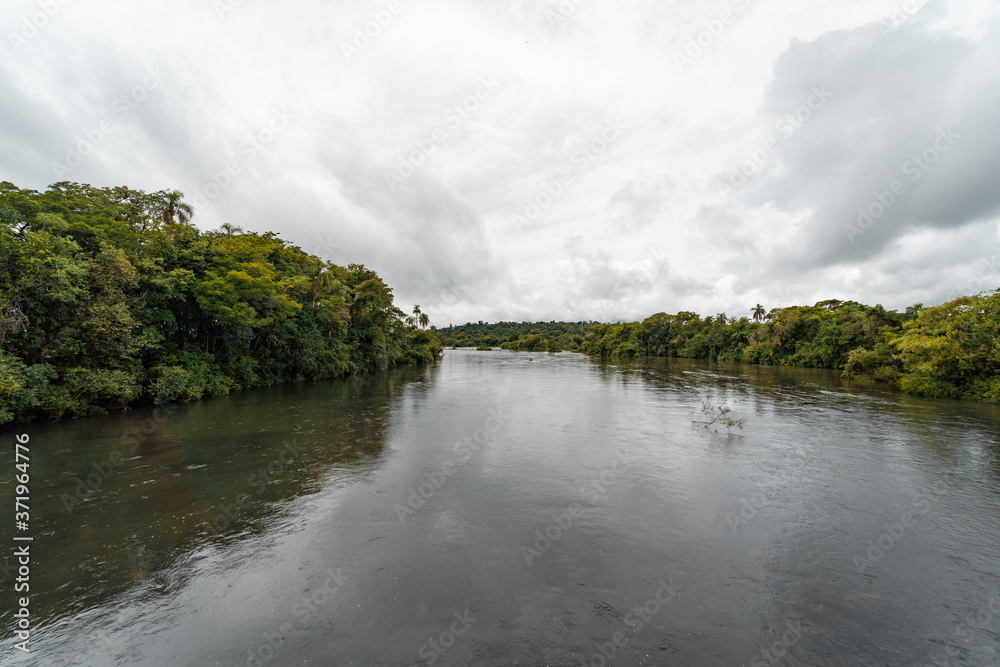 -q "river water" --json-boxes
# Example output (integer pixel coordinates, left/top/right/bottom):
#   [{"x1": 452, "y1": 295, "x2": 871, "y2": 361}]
[{"x1": 2, "y1": 349, "x2": 1000, "y2": 666}]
